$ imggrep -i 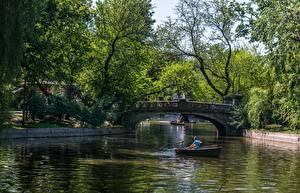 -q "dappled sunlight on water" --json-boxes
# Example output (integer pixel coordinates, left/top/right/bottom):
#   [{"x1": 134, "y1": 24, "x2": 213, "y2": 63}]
[{"x1": 1, "y1": 122, "x2": 300, "y2": 192}]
